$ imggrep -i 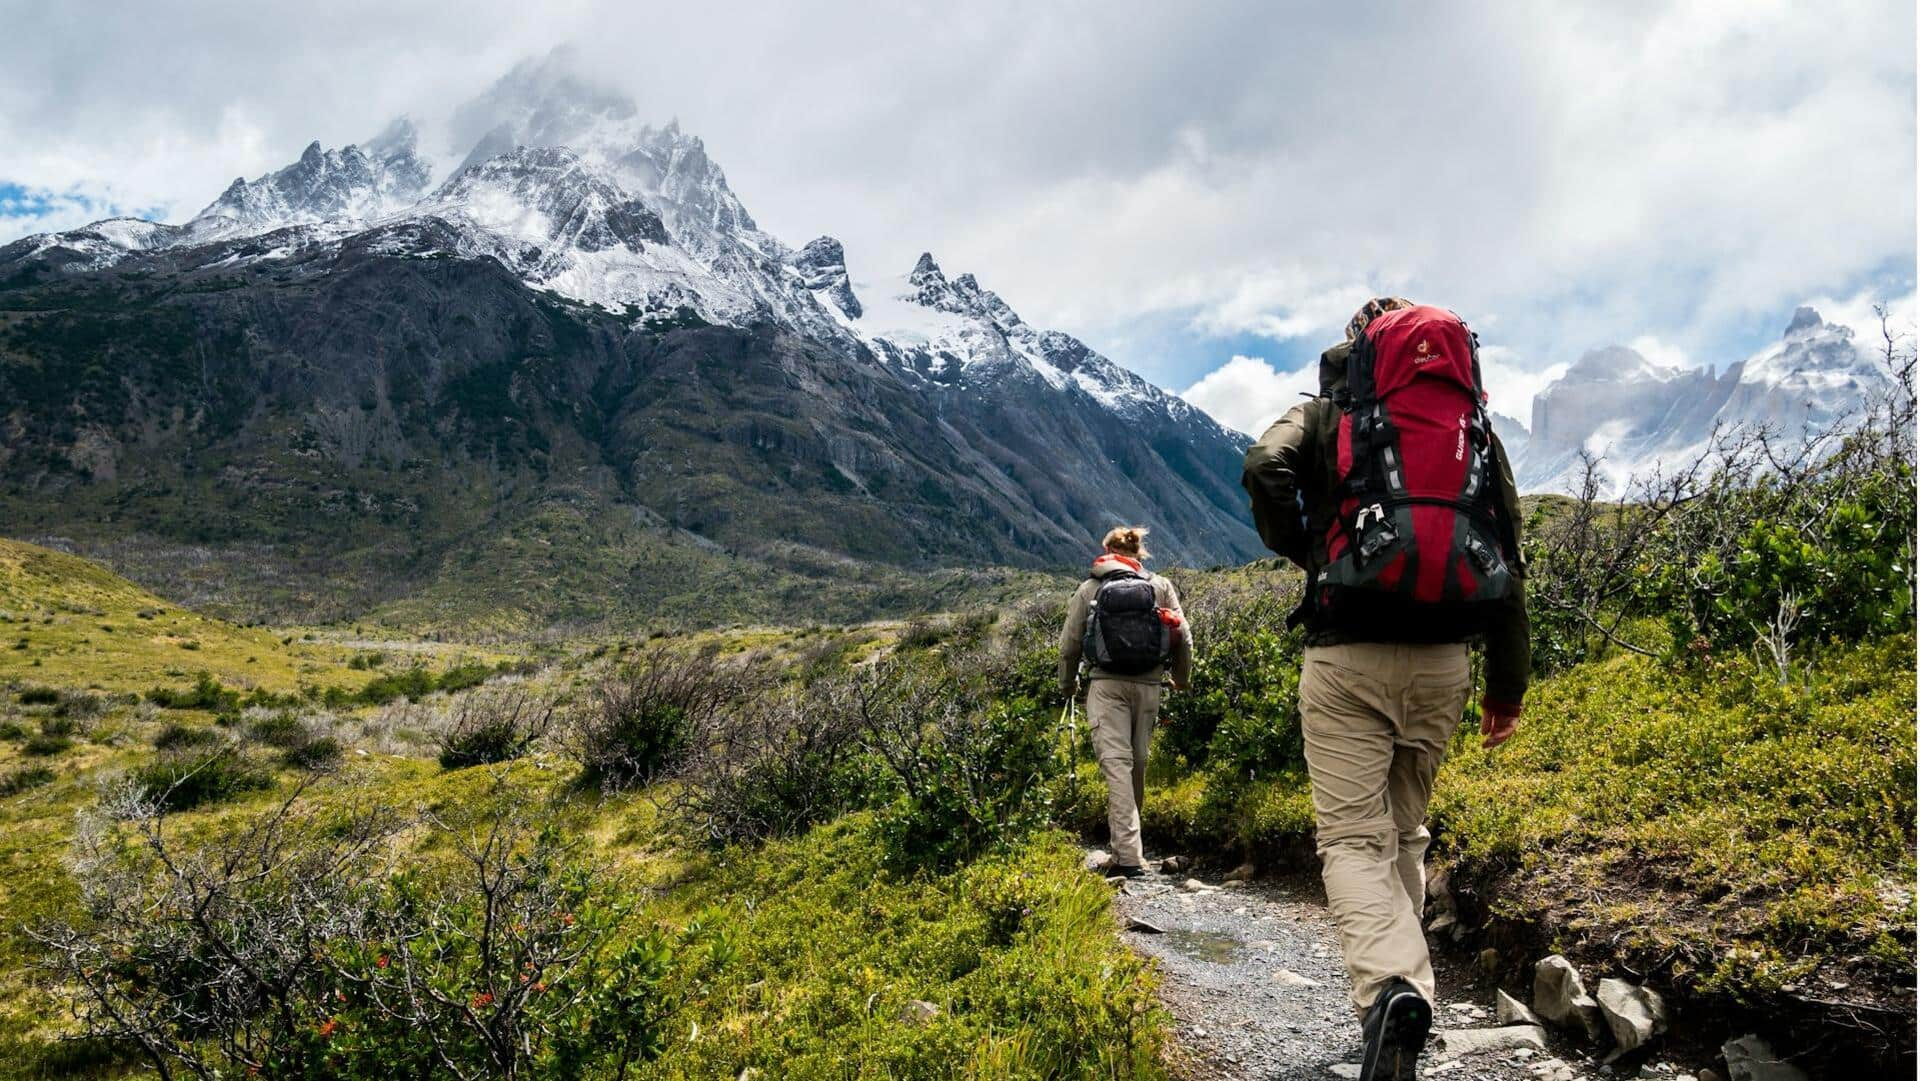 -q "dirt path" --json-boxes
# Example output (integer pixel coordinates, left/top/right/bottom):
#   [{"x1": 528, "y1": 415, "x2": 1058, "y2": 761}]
[{"x1": 1093, "y1": 851, "x2": 1680, "y2": 1081}]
